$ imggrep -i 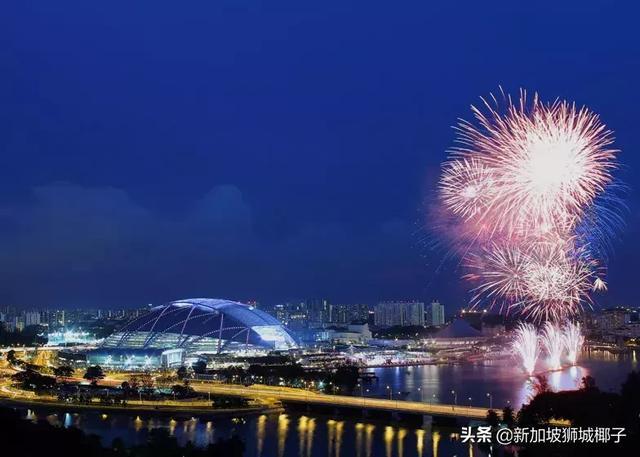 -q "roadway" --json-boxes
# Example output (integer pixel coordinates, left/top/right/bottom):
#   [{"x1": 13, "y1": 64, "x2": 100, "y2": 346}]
[{"x1": 189, "y1": 381, "x2": 496, "y2": 420}]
